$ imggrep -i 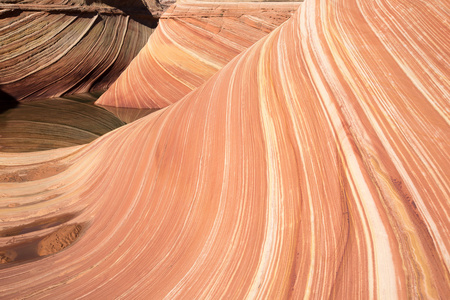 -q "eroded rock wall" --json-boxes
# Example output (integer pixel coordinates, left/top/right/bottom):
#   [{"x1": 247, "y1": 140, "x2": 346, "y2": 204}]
[{"x1": 0, "y1": 0, "x2": 166, "y2": 101}]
